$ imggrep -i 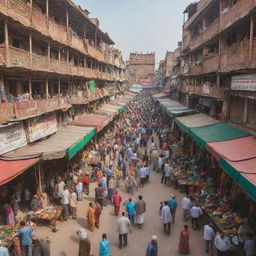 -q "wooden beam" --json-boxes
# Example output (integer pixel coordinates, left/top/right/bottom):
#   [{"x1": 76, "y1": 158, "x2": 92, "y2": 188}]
[
  {"x1": 4, "y1": 19, "x2": 9, "y2": 65},
  {"x1": 46, "y1": 78, "x2": 49, "y2": 99},
  {"x1": 29, "y1": 33, "x2": 32, "y2": 67},
  {"x1": 29, "y1": 77, "x2": 32, "y2": 94},
  {"x1": 47, "y1": 42, "x2": 50, "y2": 68},
  {"x1": 46, "y1": 0, "x2": 49, "y2": 28},
  {"x1": 58, "y1": 47, "x2": 61, "y2": 62},
  {"x1": 249, "y1": 15, "x2": 254, "y2": 61},
  {"x1": 58, "y1": 77, "x2": 61, "y2": 96}
]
